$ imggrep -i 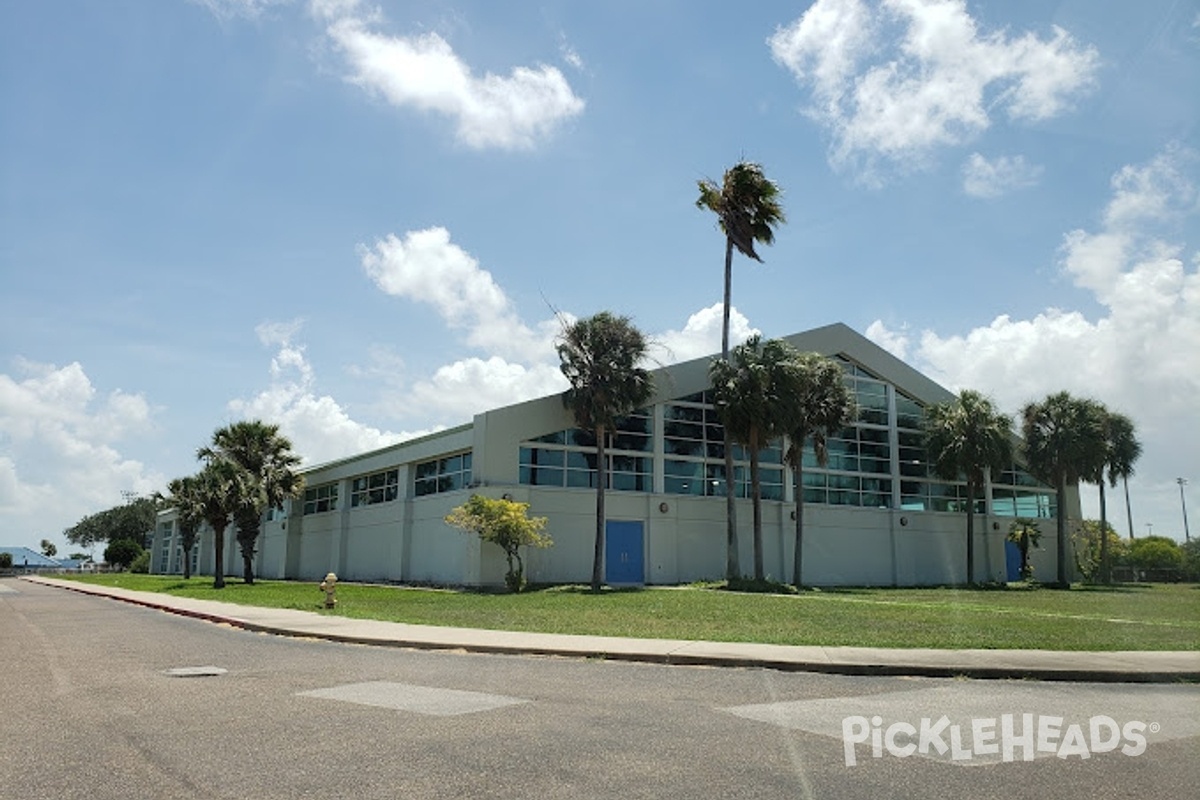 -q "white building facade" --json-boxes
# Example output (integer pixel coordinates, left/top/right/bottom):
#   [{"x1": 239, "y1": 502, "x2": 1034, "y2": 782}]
[{"x1": 151, "y1": 323, "x2": 1076, "y2": 586}]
